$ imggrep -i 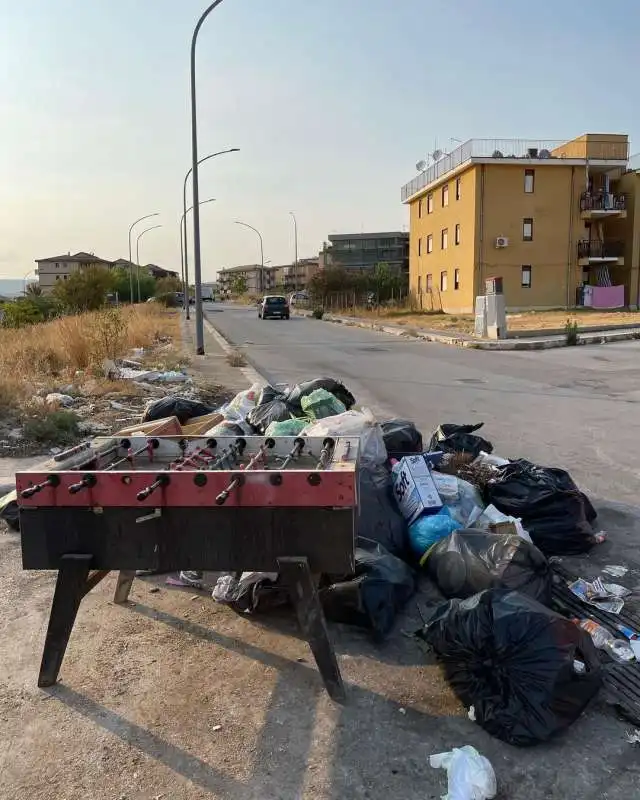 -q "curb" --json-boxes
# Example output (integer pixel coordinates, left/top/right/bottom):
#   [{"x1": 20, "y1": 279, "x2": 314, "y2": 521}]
[
  {"x1": 202, "y1": 317, "x2": 266, "y2": 386},
  {"x1": 294, "y1": 311, "x2": 640, "y2": 351}
]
